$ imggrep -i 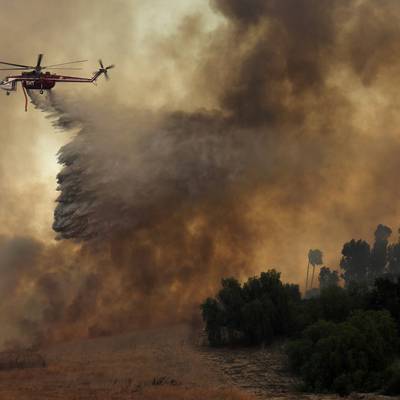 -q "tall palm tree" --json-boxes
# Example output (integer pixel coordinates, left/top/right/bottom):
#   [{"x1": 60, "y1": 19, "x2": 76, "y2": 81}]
[
  {"x1": 309, "y1": 249, "x2": 323, "y2": 289},
  {"x1": 305, "y1": 250, "x2": 312, "y2": 291}
]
